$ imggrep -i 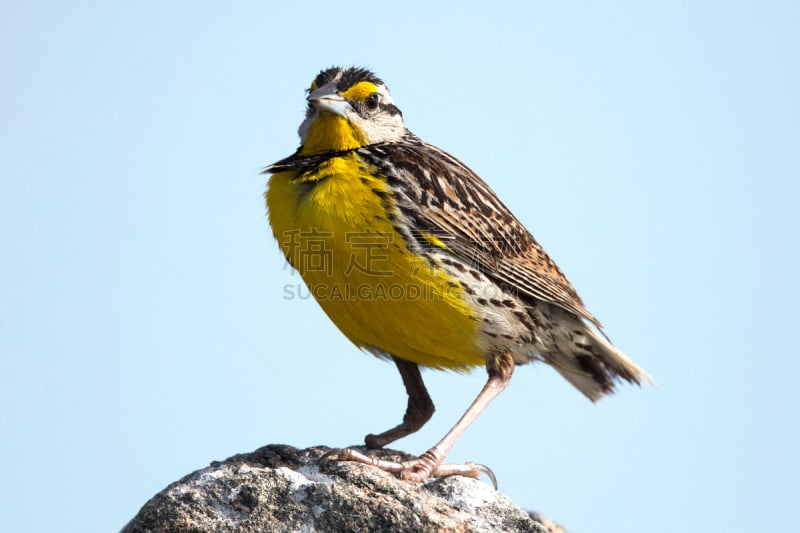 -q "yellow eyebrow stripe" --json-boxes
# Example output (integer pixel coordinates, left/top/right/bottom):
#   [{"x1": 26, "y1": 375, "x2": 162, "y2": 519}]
[
  {"x1": 340, "y1": 81, "x2": 378, "y2": 101},
  {"x1": 310, "y1": 79, "x2": 318, "y2": 91}
]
